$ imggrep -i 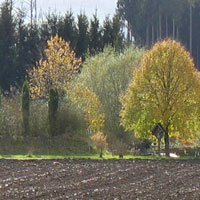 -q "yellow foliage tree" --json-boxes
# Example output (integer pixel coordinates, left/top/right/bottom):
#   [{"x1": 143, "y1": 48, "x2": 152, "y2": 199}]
[
  {"x1": 120, "y1": 39, "x2": 200, "y2": 156},
  {"x1": 29, "y1": 35, "x2": 82, "y2": 98},
  {"x1": 72, "y1": 83, "x2": 105, "y2": 132}
]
